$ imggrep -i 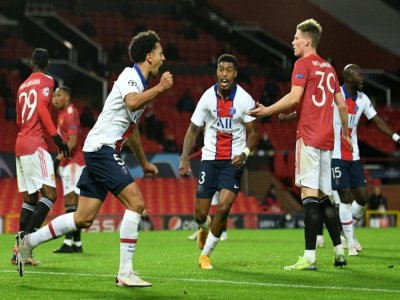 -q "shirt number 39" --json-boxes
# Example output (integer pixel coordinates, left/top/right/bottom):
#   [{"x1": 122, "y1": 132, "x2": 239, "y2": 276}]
[{"x1": 312, "y1": 71, "x2": 335, "y2": 107}]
